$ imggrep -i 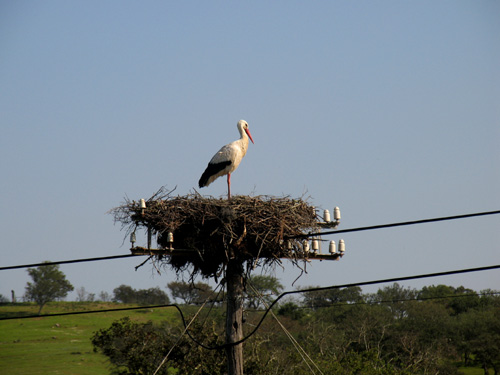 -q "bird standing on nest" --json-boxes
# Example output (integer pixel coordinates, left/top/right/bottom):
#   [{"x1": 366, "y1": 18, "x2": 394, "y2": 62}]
[{"x1": 199, "y1": 120, "x2": 254, "y2": 199}]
